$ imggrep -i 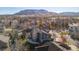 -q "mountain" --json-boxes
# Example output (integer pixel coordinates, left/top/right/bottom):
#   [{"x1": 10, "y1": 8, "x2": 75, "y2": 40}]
[
  {"x1": 14, "y1": 9, "x2": 58, "y2": 16},
  {"x1": 60, "y1": 12, "x2": 79, "y2": 16},
  {"x1": 14, "y1": 9, "x2": 79, "y2": 16},
  {"x1": 15, "y1": 9, "x2": 48, "y2": 15}
]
